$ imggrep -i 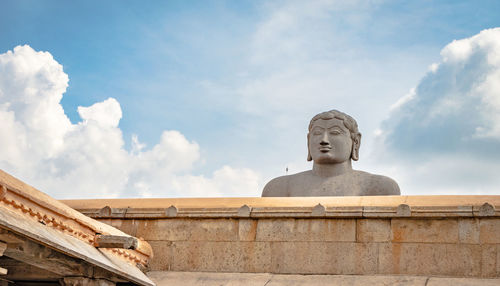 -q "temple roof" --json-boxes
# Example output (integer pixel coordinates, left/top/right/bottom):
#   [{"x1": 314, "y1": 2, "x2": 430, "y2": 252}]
[{"x1": 0, "y1": 169, "x2": 154, "y2": 285}]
